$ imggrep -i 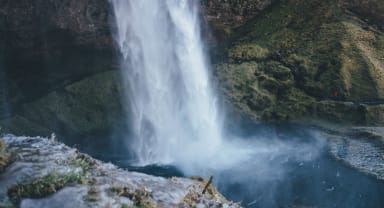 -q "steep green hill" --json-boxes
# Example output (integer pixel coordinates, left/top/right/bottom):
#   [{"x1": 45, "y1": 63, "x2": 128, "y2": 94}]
[{"x1": 213, "y1": 0, "x2": 384, "y2": 126}]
